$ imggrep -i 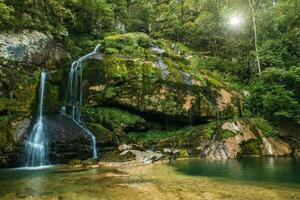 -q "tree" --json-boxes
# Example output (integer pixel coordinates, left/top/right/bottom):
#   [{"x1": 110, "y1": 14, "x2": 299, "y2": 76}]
[
  {"x1": 0, "y1": 0, "x2": 14, "y2": 29},
  {"x1": 248, "y1": 0, "x2": 261, "y2": 76}
]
